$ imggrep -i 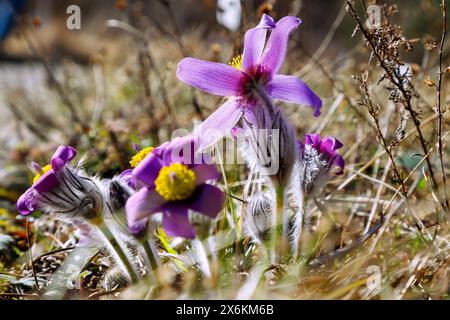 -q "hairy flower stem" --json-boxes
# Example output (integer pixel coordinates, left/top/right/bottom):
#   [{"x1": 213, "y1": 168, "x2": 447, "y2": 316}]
[
  {"x1": 192, "y1": 238, "x2": 212, "y2": 278},
  {"x1": 97, "y1": 222, "x2": 139, "y2": 283},
  {"x1": 140, "y1": 236, "x2": 160, "y2": 271},
  {"x1": 437, "y1": 0, "x2": 449, "y2": 214},
  {"x1": 271, "y1": 186, "x2": 287, "y2": 264},
  {"x1": 136, "y1": 221, "x2": 161, "y2": 272},
  {"x1": 254, "y1": 85, "x2": 277, "y2": 119},
  {"x1": 292, "y1": 195, "x2": 306, "y2": 262},
  {"x1": 252, "y1": 86, "x2": 291, "y2": 264}
]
